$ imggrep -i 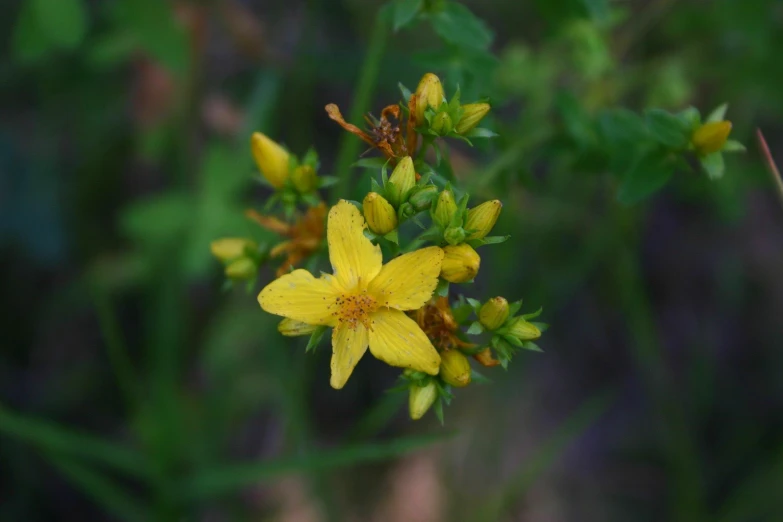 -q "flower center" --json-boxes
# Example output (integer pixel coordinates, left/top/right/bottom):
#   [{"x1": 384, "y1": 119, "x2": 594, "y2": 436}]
[{"x1": 334, "y1": 291, "x2": 378, "y2": 330}]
